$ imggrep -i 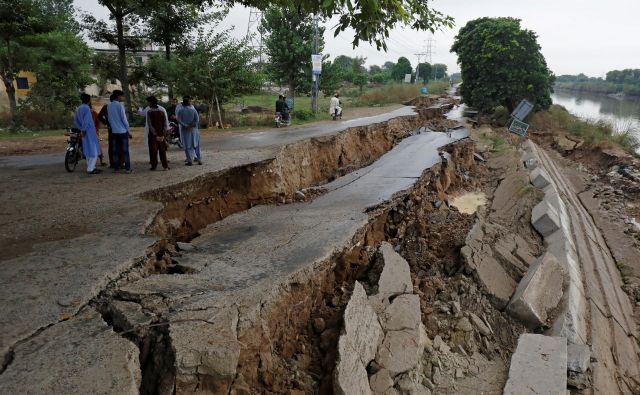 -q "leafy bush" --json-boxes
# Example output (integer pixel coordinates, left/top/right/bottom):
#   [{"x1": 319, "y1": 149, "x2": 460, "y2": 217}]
[
  {"x1": 16, "y1": 108, "x2": 73, "y2": 130},
  {"x1": 490, "y1": 105, "x2": 510, "y2": 126},
  {"x1": 293, "y1": 109, "x2": 315, "y2": 121}
]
